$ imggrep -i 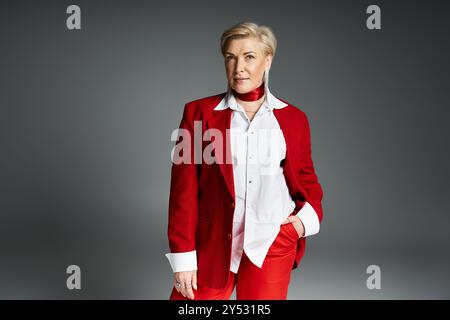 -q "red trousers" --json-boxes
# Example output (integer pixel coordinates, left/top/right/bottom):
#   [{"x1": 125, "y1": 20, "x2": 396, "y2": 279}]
[{"x1": 169, "y1": 220, "x2": 299, "y2": 300}]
